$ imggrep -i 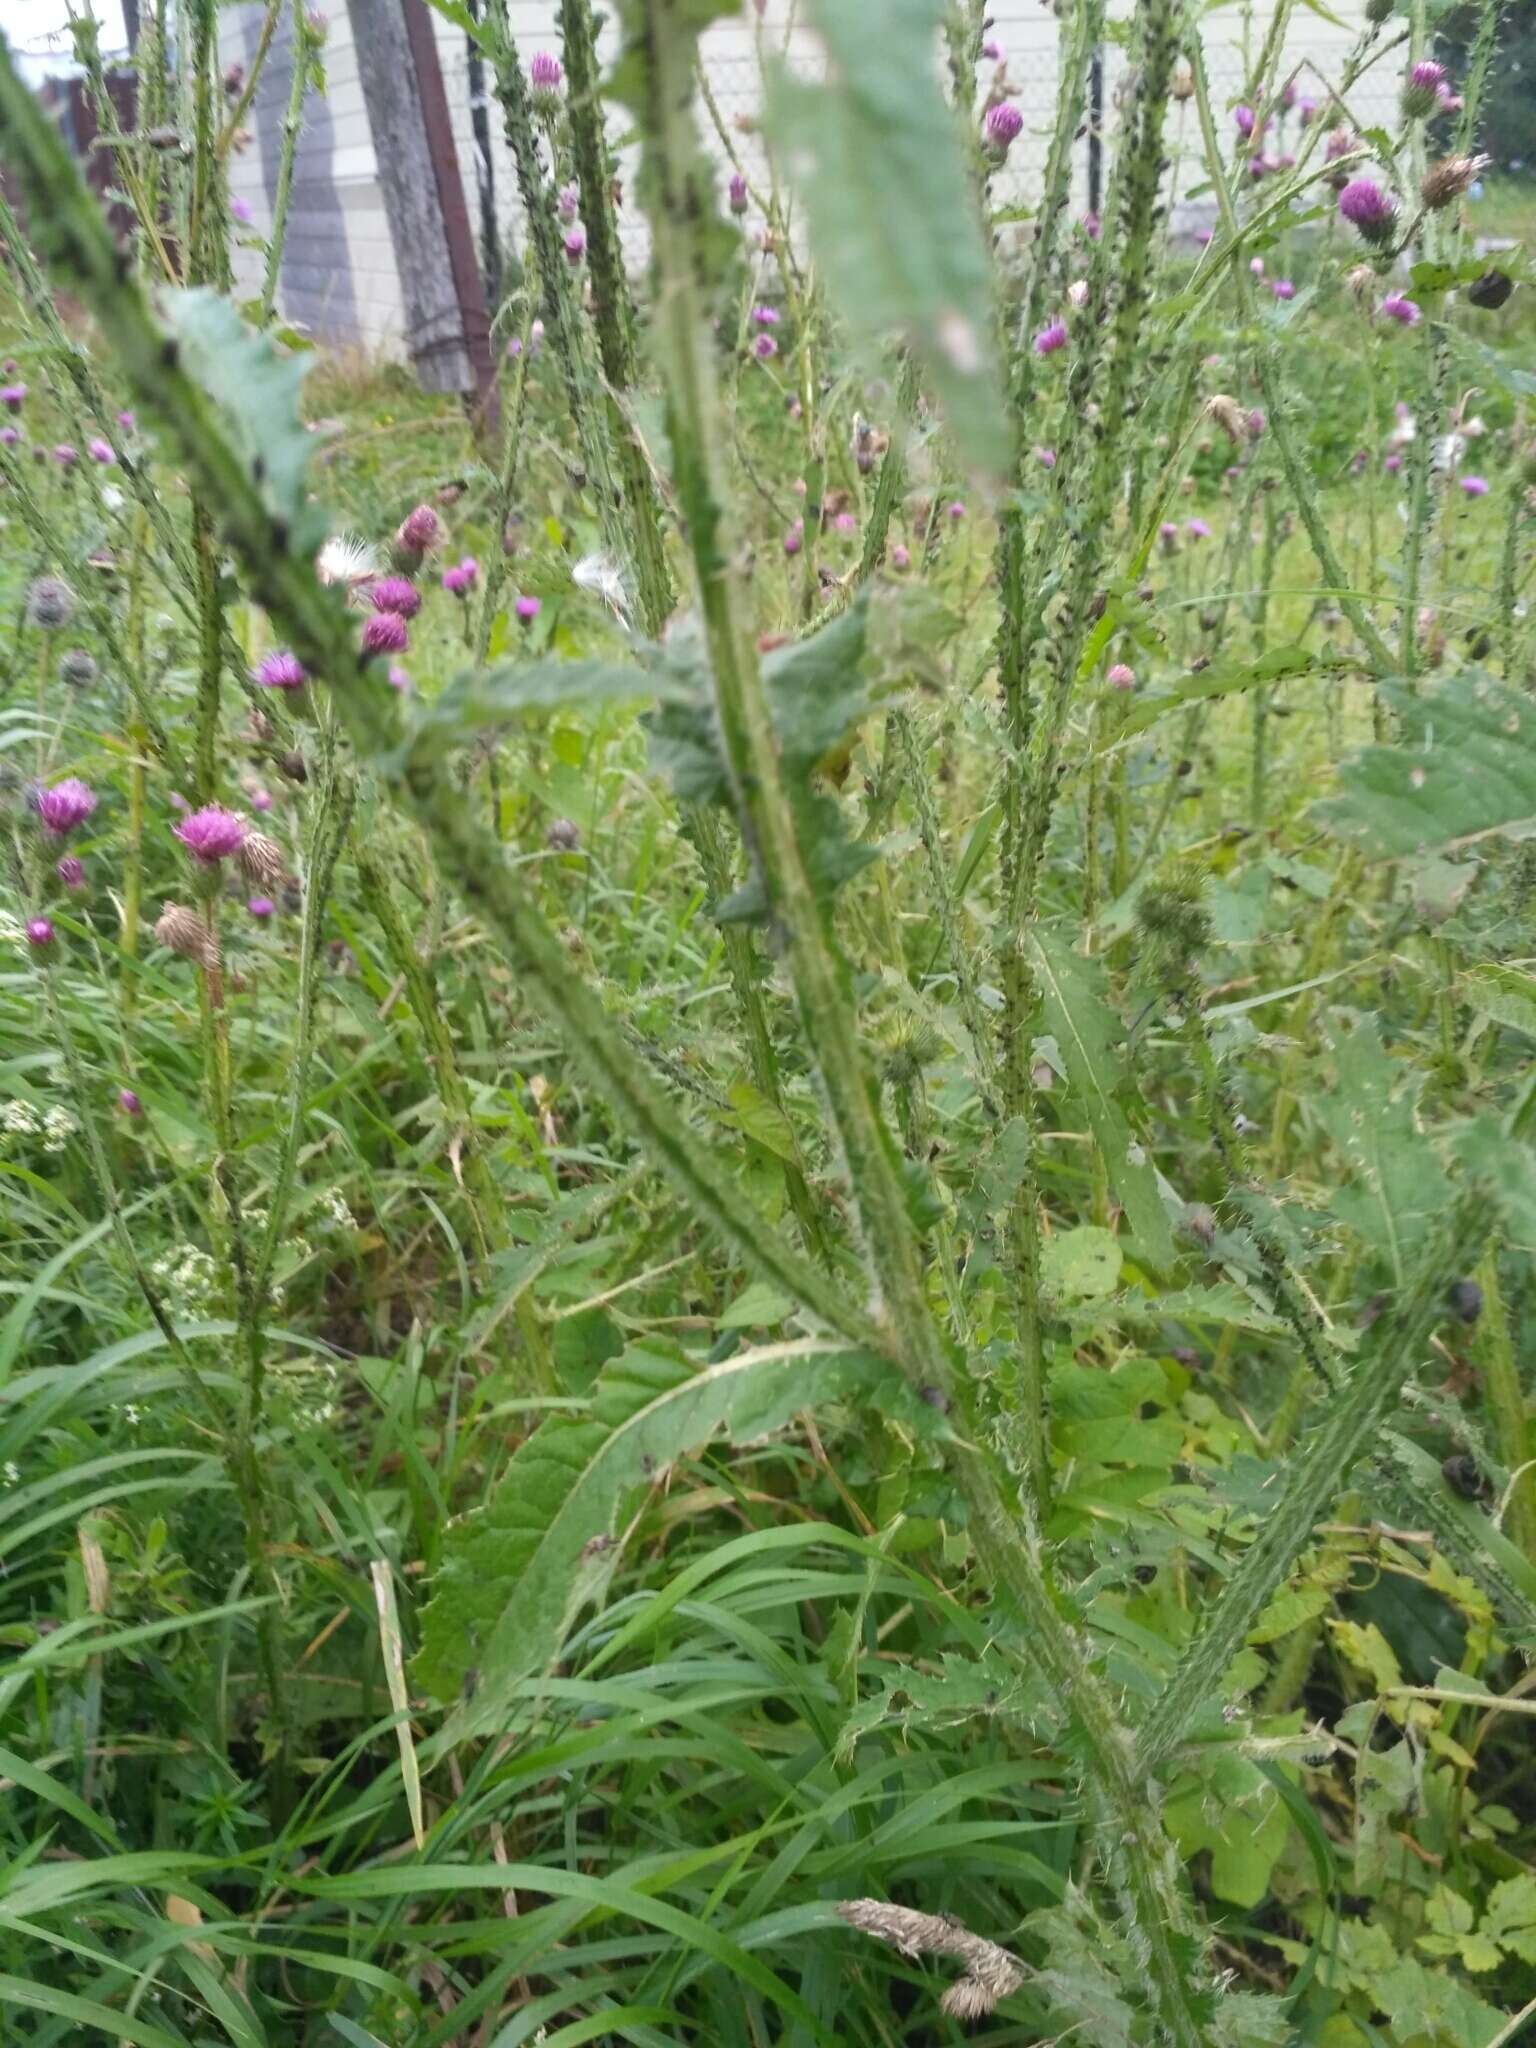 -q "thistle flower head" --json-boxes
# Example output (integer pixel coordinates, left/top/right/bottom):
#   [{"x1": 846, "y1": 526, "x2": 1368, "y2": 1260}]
[
  {"x1": 983, "y1": 101, "x2": 1023, "y2": 156},
  {"x1": 25, "y1": 917, "x2": 55, "y2": 952},
  {"x1": 248, "y1": 896, "x2": 275, "y2": 920},
  {"x1": 1338, "y1": 177, "x2": 1397, "y2": 244},
  {"x1": 58, "y1": 648, "x2": 97, "y2": 688},
  {"x1": 557, "y1": 182, "x2": 580, "y2": 221},
  {"x1": 155, "y1": 901, "x2": 218, "y2": 964},
  {"x1": 118, "y1": 1087, "x2": 142, "y2": 1116},
  {"x1": 530, "y1": 51, "x2": 562, "y2": 91},
  {"x1": 728, "y1": 172, "x2": 748, "y2": 214},
  {"x1": 753, "y1": 332, "x2": 777, "y2": 359},
  {"x1": 1403, "y1": 59, "x2": 1448, "y2": 116},
  {"x1": 889, "y1": 543, "x2": 910, "y2": 568},
  {"x1": 397, "y1": 503, "x2": 444, "y2": 556},
  {"x1": 237, "y1": 830, "x2": 286, "y2": 888},
  {"x1": 515, "y1": 594, "x2": 541, "y2": 621},
  {"x1": 1460, "y1": 474, "x2": 1489, "y2": 496},
  {"x1": 255, "y1": 648, "x2": 308, "y2": 690},
  {"x1": 1422, "y1": 153, "x2": 1489, "y2": 209},
  {"x1": 1270, "y1": 277, "x2": 1296, "y2": 300},
  {"x1": 360, "y1": 611, "x2": 409, "y2": 655},
  {"x1": 173, "y1": 804, "x2": 248, "y2": 864},
  {"x1": 1186, "y1": 517, "x2": 1212, "y2": 539},
  {"x1": 1107, "y1": 662, "x2": 1136, "y2": 689},
  {"x1": 316, "y1": 531, "x2": 380, "y2": 588},
  {"x1": 783, "y1": 525, "x2": 802, "y2": 556},
  {"x1": 1380, "y1": 292, "x2": 1420, "y2": 325},
  {"x1": 563, "y1": 228, "x2": 586, "y2": 264},
  {"x1": 36, "y1": 777, "x2": 97, "y2": 837},
  {"x1": 26, "y1": 576, "x2": 75, "y2": 631},
  {"x1": 52, "y1": 443, "x2": 77, "y2": 467},
  {"x1": 1233, "y1": 103, "x2": 1257, "y2": 136},
  {"x1": 368, "y1": 576, "x2": 422, "y2": 619},
  {"x1": 441, "y1": 557, "x2": 479, "y2": 598},
  {"x1": 0, "y1": 382, "x2": 25, "y2": 411},
  {"x1": 982, "y1": 37, "x2": 1003, "y2": 59},
  {"x1": 1205, "y1": 395, "x2": 1246, "y2": 446},
  {"x1": 1297, "y1": 95, "x2": 1317, "y2": 123},
  {"x1": 1325, "y1": 127, "x2": 1355, "y2": 163},
  {"x1": 1033, "y1": 319, "x2": 1068, "y2": 356},
  {"x1": 57, "y1": 855, "x2": 85, "y2": 888}
]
